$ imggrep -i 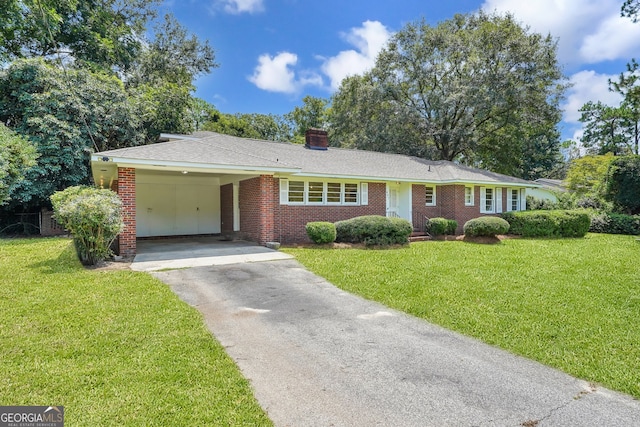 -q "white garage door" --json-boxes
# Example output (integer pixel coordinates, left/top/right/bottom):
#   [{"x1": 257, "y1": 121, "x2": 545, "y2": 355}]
[{"x1": 135, "y1": 174, "x2": 220, "y2": 237}]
